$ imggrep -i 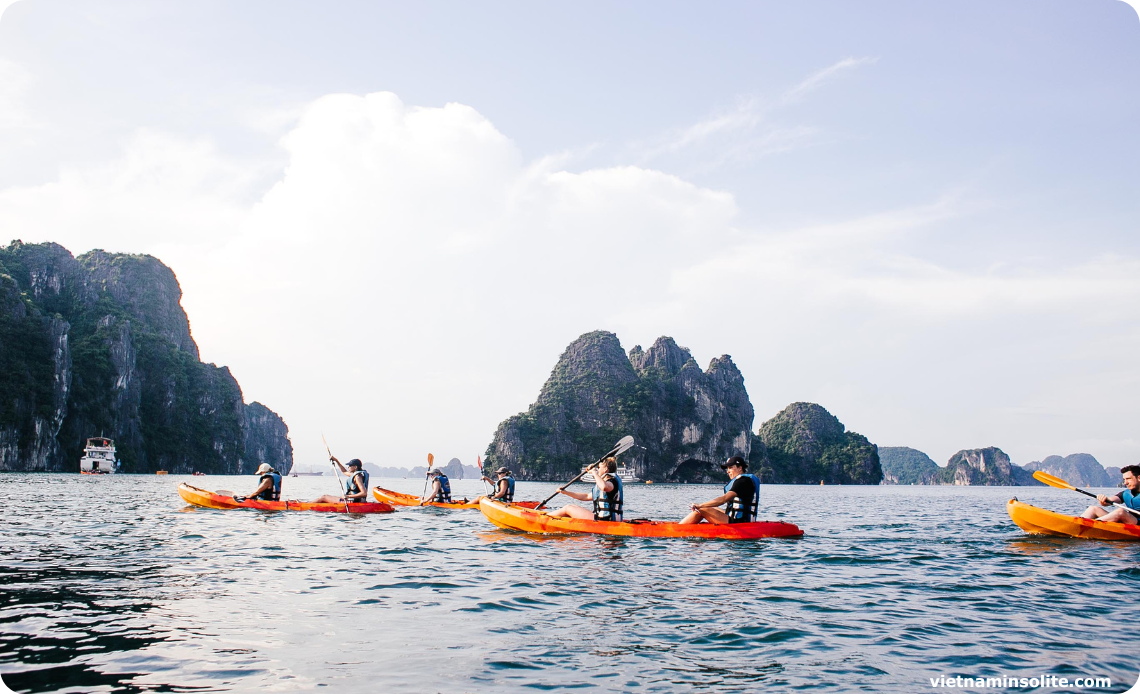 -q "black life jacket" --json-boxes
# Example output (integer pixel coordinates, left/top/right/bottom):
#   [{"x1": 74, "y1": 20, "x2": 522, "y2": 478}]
[
  {"x1": 494, "y1": 476, "x2": 515, "y2": 502},
  {"x1": 431, "y1": 474, "x2": 452, "y2": 503},
  {"x1": 255, "y1": 472, "x2": 282, "y2": 501},
  {"x1": 725, "y1": 474, "x2": 760, "y2": 523},
  {"x1": 345, "y1": 469, "x2": 369, "y2": 500},
  {"x1": 591, "y1": 473, "x2": 623, "y2": 522}
]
